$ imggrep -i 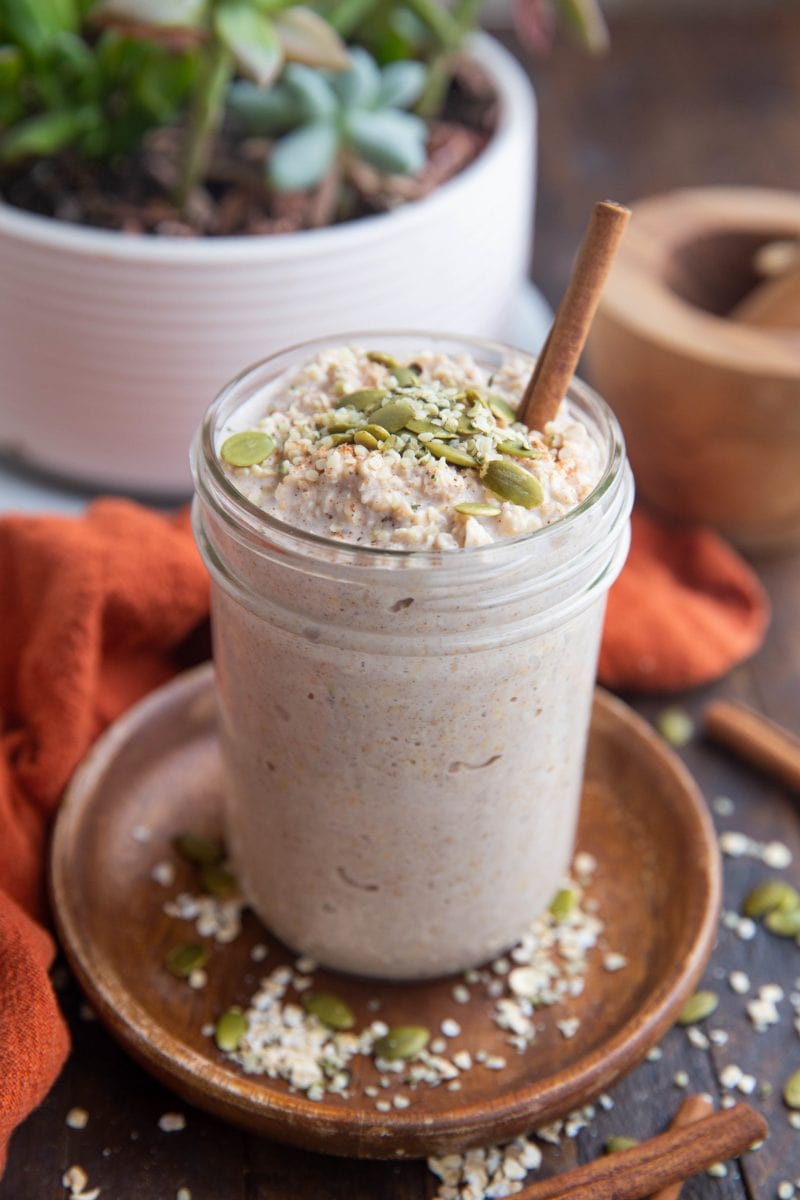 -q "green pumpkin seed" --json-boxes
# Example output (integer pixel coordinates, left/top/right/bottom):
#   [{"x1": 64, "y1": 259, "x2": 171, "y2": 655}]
[
  {"x1": 326, "y1": 420, "x2": 362, "y2": 433},
  {"x1": 783, "y1": 1068, "x2": 800, "y2": 1109},
  {"x1": 548, "y1": 887, "x2": 577, "y2": 921},
  {"x1": 764, "y1": 906, "x2": 800, "y2": 937},
  {"x1": 341, "y1": 388, "x2": 387, "y2": 411},
  {"x1": 220, "y1": 431, "x2": 275, "y2": 467},
  {"x1": 369, "y1": 399, "x2": 417, "y2": 433},
  {"x1": 488, "y1": 394, "x2": 516, "y2": 424},
  {"x1": 366, "y1": 351, "x2": 398, "y2": 368},
  {"x1": 173, "y1": 832, "x2": 224, "y2": 866},
  {"x1": 464, "y1": 387, "x2": 488, "y2": 408},
  {"x1": 496, "y1": 441, "x2": 540, "y2": 459},
  {"x1": 454, "y1": 501, "x2": 502, "y2": 517},
  {"x1": 676, "y1": 990, "x2": 719, "y2": 1025},
  {"x1": 373, "y1": 1025, "x2": 430, "y2": 1061},
  {"x1": 200, "y1": 863, "x2": 238, "y2": 899},
  {"x1": 392, "y1": 366, "x2": 418, "y2": 387},
  {"x1": 302, "y1": 991, "x2": 355, "y2": 1030},
  {"x1": 165, "y1": 942, "x2": 209, "y2": 978},
  {"x1": 605, "y1": 1136, "x2": 639, "y2": 1154},
  {"x1": 483, "y1": 459, "x2": 544, "y2": 508},
  {"x1": 328, "y1": 432, "x2": 355, "y2": 446},
  {"x1": 427, "y1": 440, "x2": 477, "y2": 468},
  {"x1": 215, "y1": 1006, "x2": 248, "y2": 1052},
  {"x1": 742, "y1": 879, "x2": 800, "y2": 918},
  {"x1": 363, "y1": 424, "x2": 391, "y2": 442},
  {"x1": 354, "y1": 430, "x2": 379, "y2": 450},
  {"x1": 405, "y1": 418, "x2": 457, "y2": 439},
  {"x1": 655, "y1": 706, "x2": 695, "y2": 747}
]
